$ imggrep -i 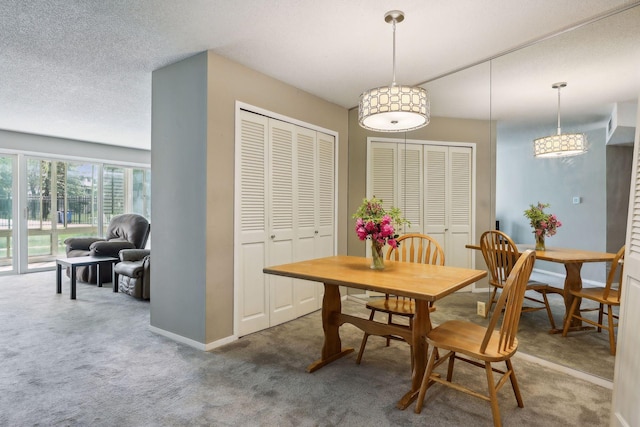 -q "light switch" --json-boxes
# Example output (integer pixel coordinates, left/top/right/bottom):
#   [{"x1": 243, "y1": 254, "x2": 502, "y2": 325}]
[{"x1": 572, "y1": 196, "x2": 581, "y2": 204}]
